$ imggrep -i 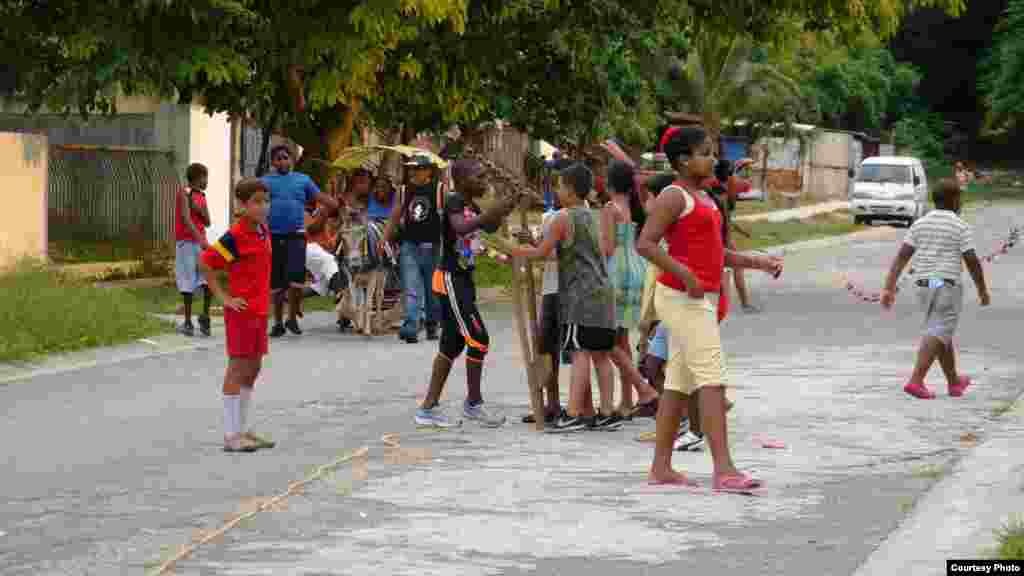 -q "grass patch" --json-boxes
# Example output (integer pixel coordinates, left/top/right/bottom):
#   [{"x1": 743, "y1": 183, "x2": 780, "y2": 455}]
[
  {"x1": 732, "y1": 195, "x2": 834, "y2": 217},
  {"x1": 474, "y1": 254, "x2": 515, "y2": 288},
  {"x1": 48, "y1": 237, "x2": 174, "y2": 265},
  {"x1": 733, "y1": 211, "x2": 862, "y2": 252},
  {"x1": 992, "y1": 399, "x2": 1016, "y2": 418},
  {"x1": 912, "y1": 462, "x2": 949, "y2": 481},
  {"x1": 995, "y1": 515, "x2": 1024, "y2": 559},
  {"x1": 963, "y1": 181, "x2": 1023, "y2": 206},
  {"x1": 0, "y1": 260, "x2": 171, "y2": 363}
]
